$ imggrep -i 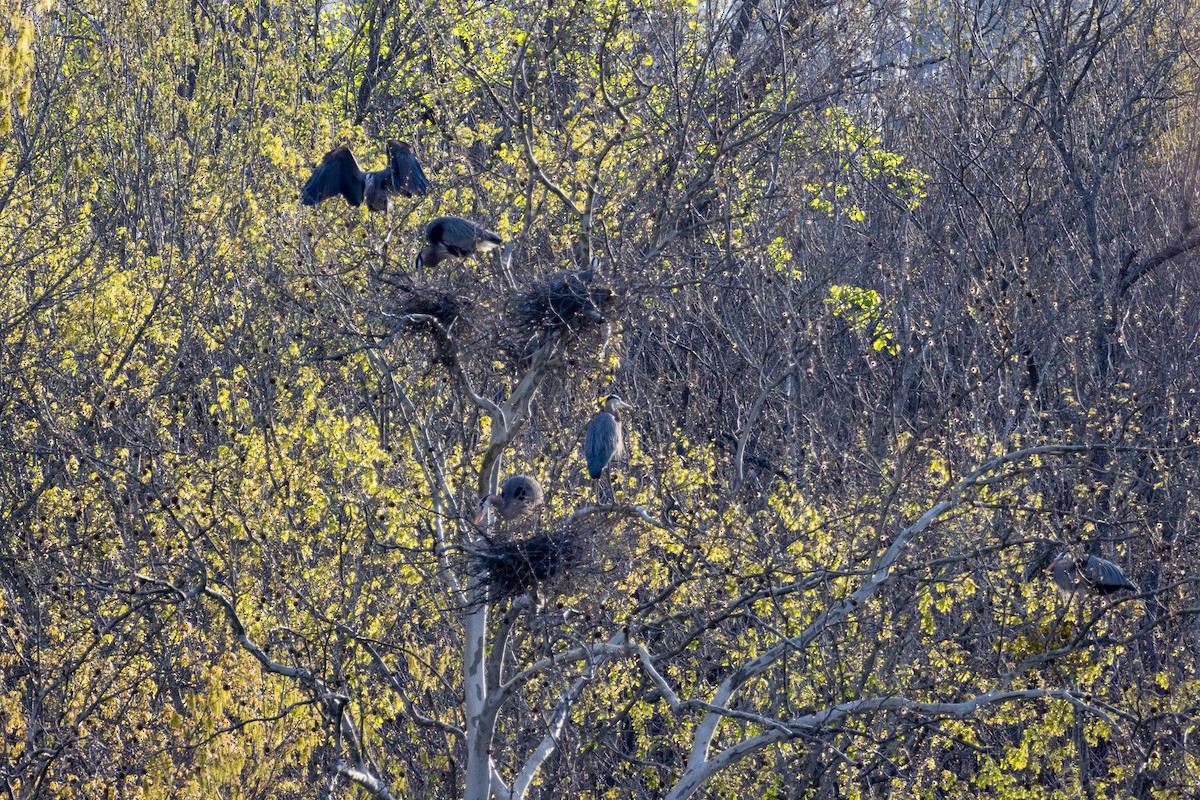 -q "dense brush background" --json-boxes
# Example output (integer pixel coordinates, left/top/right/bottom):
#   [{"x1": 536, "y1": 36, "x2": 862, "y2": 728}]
[{"x1": 1, "y1": 0, "x2": 1199, "y2": 796}]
